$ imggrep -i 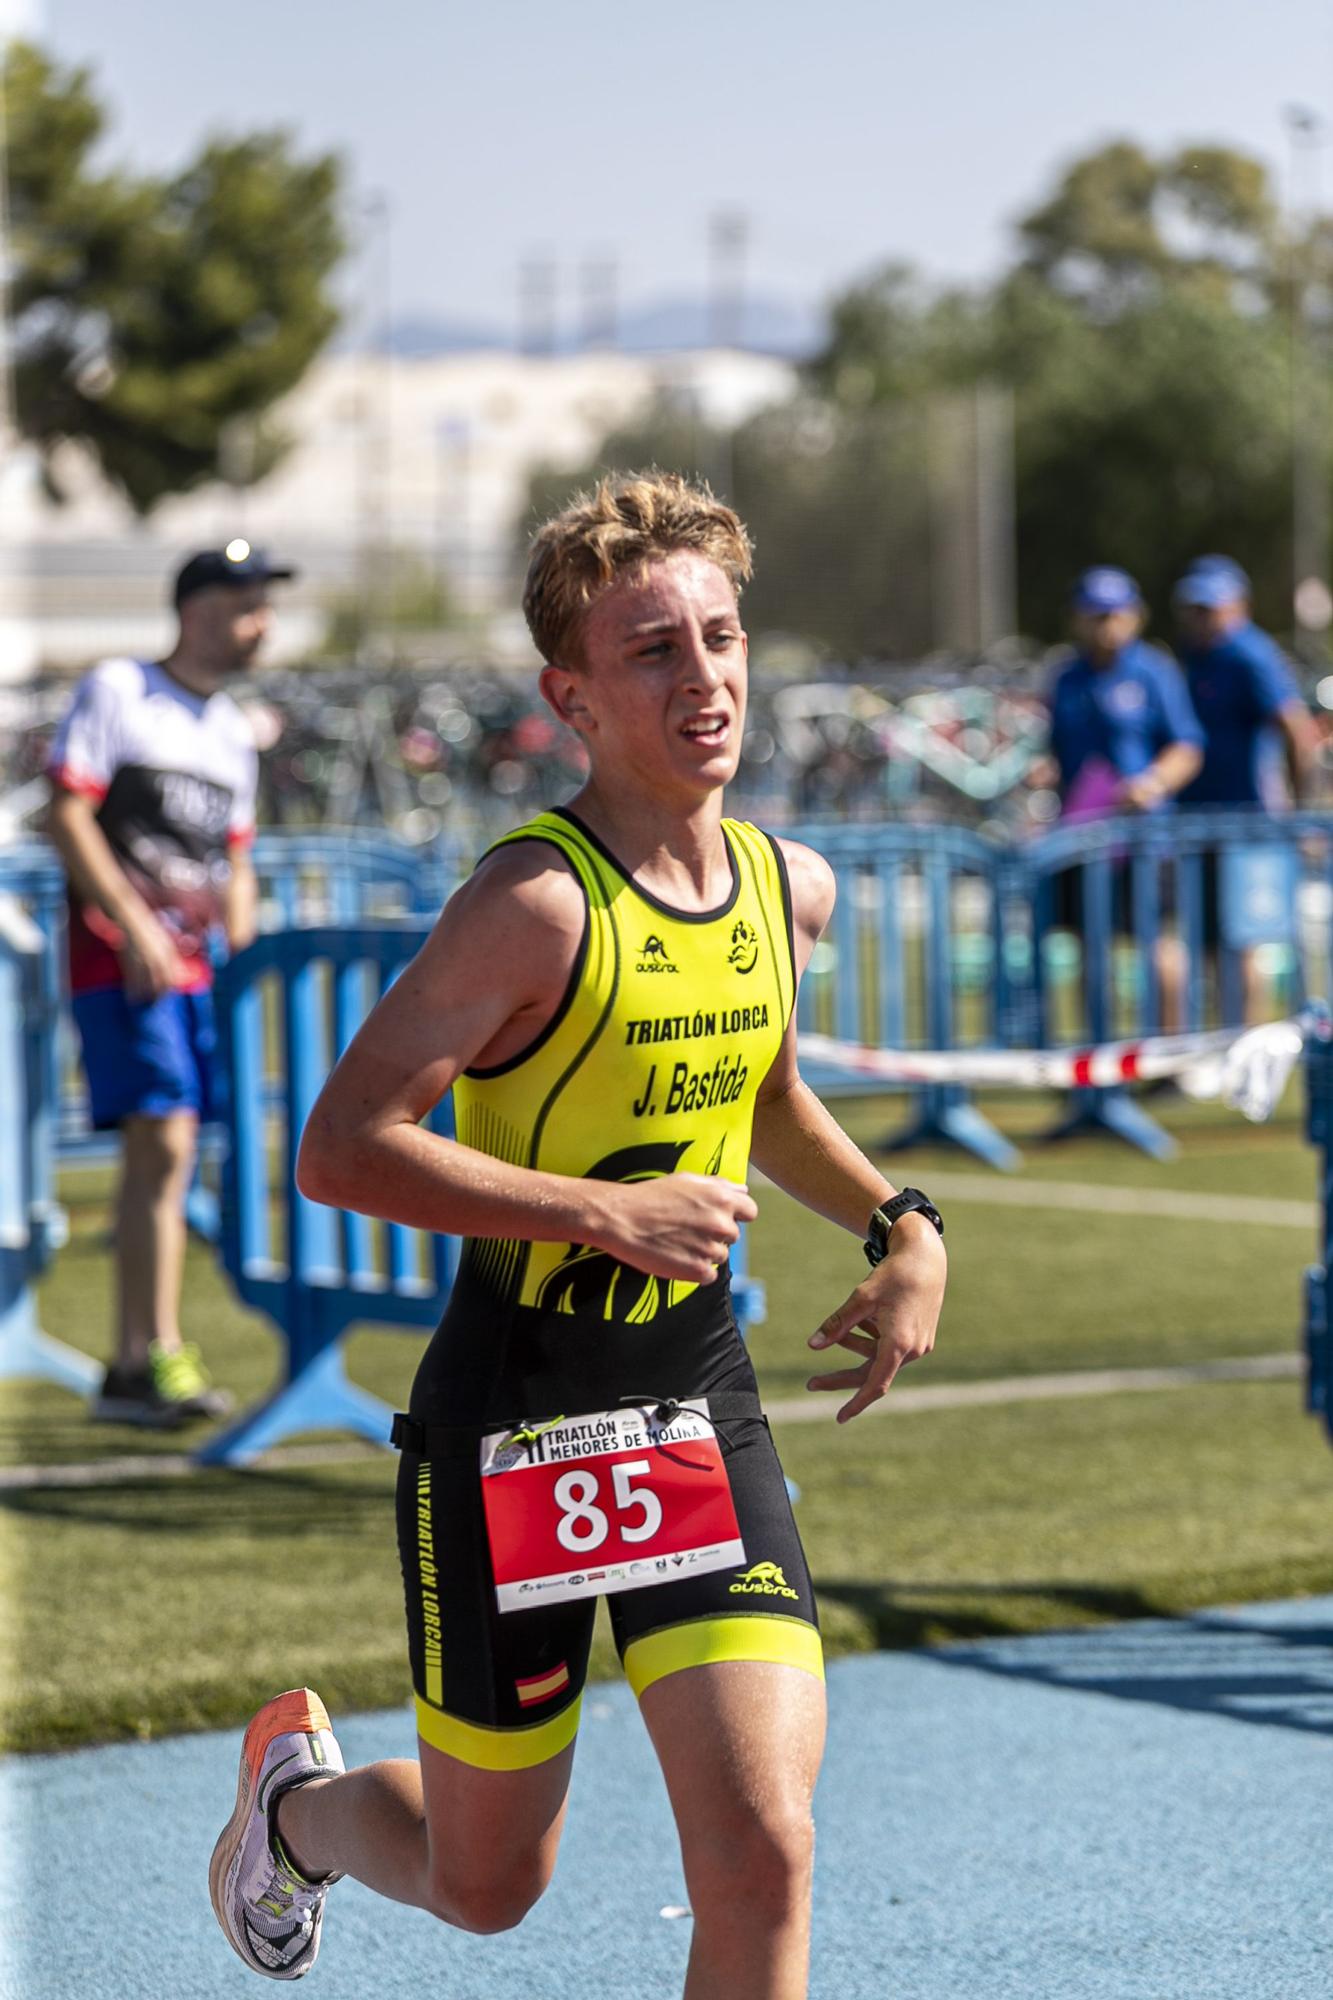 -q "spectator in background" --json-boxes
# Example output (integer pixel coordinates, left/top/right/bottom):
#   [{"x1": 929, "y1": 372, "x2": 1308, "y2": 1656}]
[
  {"x1": 1173, "y1": 555, "x2": 1320, "y2": 1024},
  {"x1": 1174, "y1": 557, "x2": 1318, "y2": 808},
  {"x1": 1043, "y1": 566, "x2": 1204, "y2": 1029},
  {"x1": 45, "y1": 542, "x2": 293, "y2": 1425}
]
